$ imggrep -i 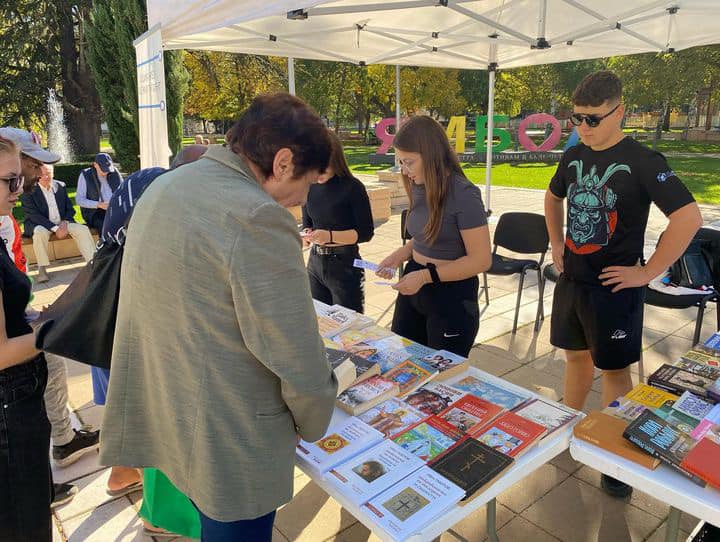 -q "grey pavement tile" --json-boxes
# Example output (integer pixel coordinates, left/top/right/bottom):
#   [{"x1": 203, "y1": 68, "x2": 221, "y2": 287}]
[
  {"x1": 497, "y1": 463, "x2": 571, "y2": 514},
  {"x1": 475, "y1": 315, "x2": 516, "y2": 344},
  {"x1": 550, "y1": 450, "x2": 583, "y2": 475},
  {"x1": 642, "y1": 305, "x2": 696, "y2": 335},
  {"x1": 468, "y1": 344, "x2": 524, "y2": 377},
  {"x1": 55, "y1": 467, "x2": 139, "y2": 522},
  {"x1": 437, "y1": 501, "x2": 514, "y2": 542},
  {"x1": 63, "y1": 496, "x2": 144, "y2": 542},
  {"x1": 643, "y1": 519, "x2": 692, "y2": 542},
  {"x1": 521, "y1": 476, "x2": 663, "y2": 542},
  {"x1": 324, "y1": 522, "x2": 383, "y2": 542},
  {"x1": 481, "y1": 330, "x2": 555, "y2": 364},
  {"x1": 496, "y1": 515, "x2": 561, "y2": 542},
  {"x1": 52, "y1": 448, "x2": 104, "y2": 485},
  {"x1": 501, "y1": 364, "x2": 565, "y2": 401}
]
